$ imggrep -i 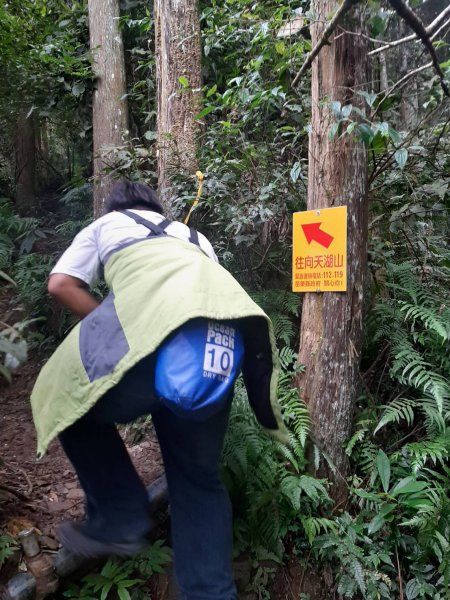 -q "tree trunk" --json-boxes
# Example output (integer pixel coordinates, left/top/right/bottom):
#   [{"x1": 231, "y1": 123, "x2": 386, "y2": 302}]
[
  {"x1": 155, "y1": 0, "x2": 203, "y2": 214},
  {"x1": 296, "y1": 0, "x2": 369, "y2": 506},
  {"x1": 88, "y1": 0, "x2": 129, "y2": 217},
  {"x1": 15, "y1": 109, "x2": 36, "y2": 215},
  {"x1": 399, "y1": 20, "x2": 419, "y2": 129}
]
